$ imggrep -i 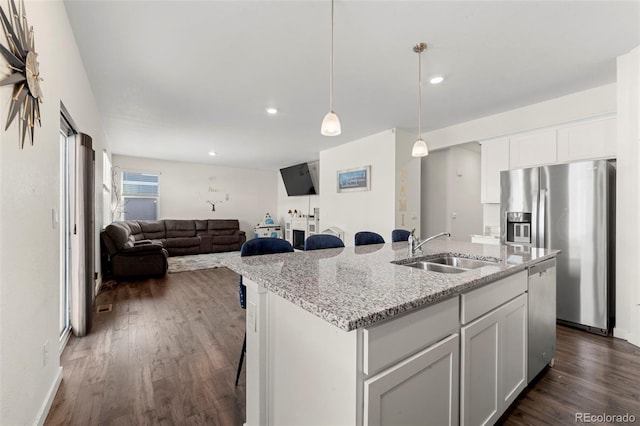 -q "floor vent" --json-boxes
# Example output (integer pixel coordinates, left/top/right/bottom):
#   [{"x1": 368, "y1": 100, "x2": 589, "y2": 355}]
[{"x1": 96, "y1": 304, "x2": 113, "y2": 313}]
